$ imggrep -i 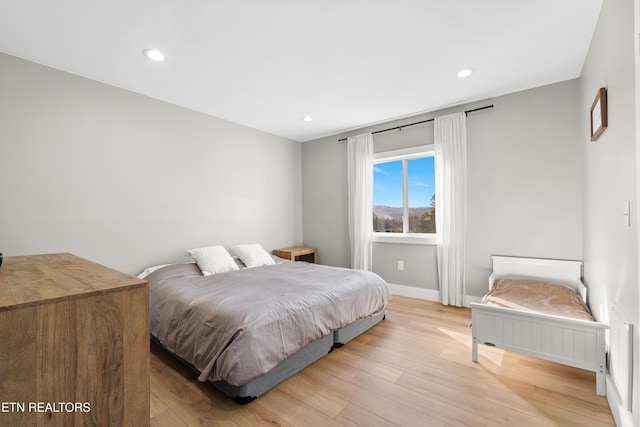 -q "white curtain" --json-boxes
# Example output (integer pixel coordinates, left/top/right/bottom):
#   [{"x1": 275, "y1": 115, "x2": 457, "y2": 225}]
[
  {"x1": 347, "y1": 133, "x2": 373, "y2": 271},
  {"x1": 434, "y1": 112, "x2": 467, "y2": 306}
]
